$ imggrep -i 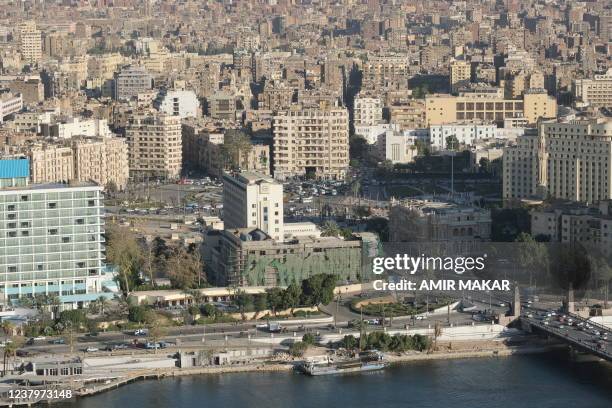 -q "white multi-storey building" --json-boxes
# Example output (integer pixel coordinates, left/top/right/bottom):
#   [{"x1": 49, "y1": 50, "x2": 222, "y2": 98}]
[
  {"x1": 222, "y1": 172, "x2": 284, "y2": 242},
  {"x1": 0, "y1": 93, "x2": 23, "y2": 123},
  {"x1": 429, "y1": 123, "x2": 498, "y2": 150},
  {"x1": 353, "y1": 96, "x2": 383, "y2": 127},
  {"x1": 154, "y1": 89, "x2": 201, "y2": 118},
  {"x1": 0, "y1": 178, "x2": 114, "y2": 308}
]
